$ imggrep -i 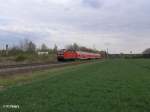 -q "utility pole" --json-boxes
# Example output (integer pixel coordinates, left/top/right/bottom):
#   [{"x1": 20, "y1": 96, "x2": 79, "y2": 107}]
[
  {"x1": 106, "y1": 48, "x2": 109, "y2": 58},
  {"x1": 6, "y1": 44, "x2": 9, "y2": 56}
]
